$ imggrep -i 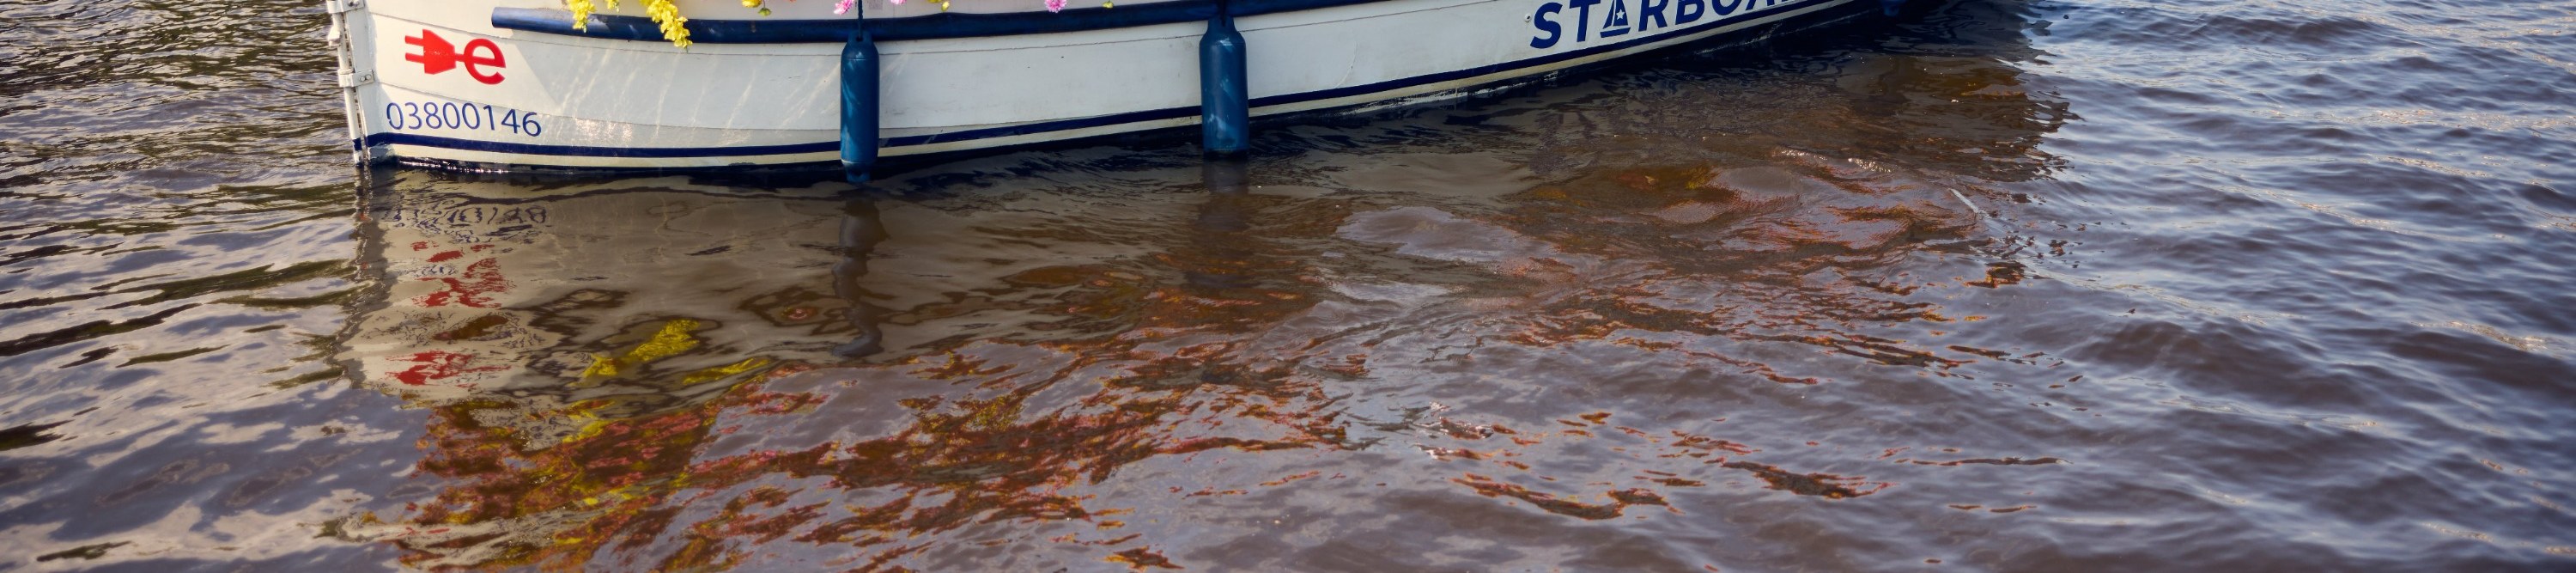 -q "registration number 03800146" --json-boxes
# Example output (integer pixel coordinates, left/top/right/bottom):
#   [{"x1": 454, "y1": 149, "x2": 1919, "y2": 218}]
[{"x1": 383, "y1": 100, "x2": 543, "y2": 137}]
